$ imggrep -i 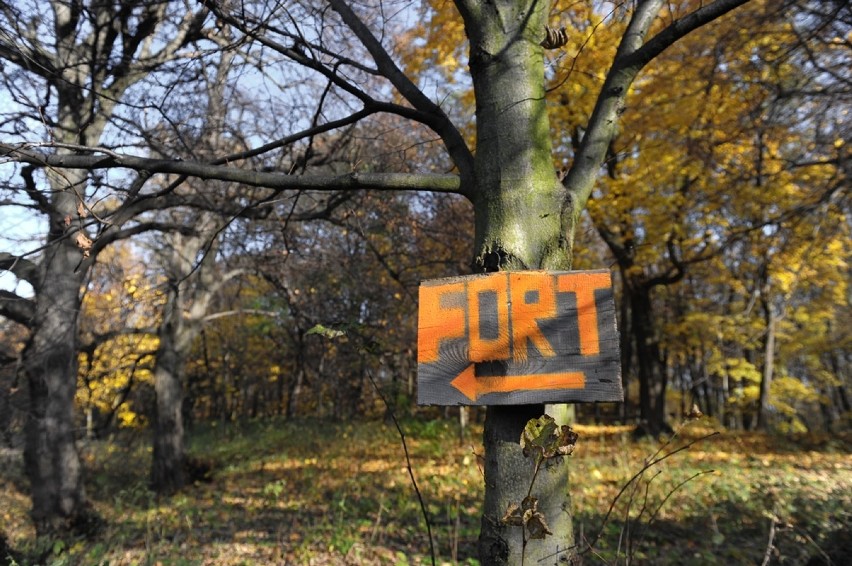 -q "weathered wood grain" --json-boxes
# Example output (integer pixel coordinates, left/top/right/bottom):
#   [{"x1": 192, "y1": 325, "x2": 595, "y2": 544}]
[{"x1": 417, "y1": 270, "x2": 622, "y2": 405}]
